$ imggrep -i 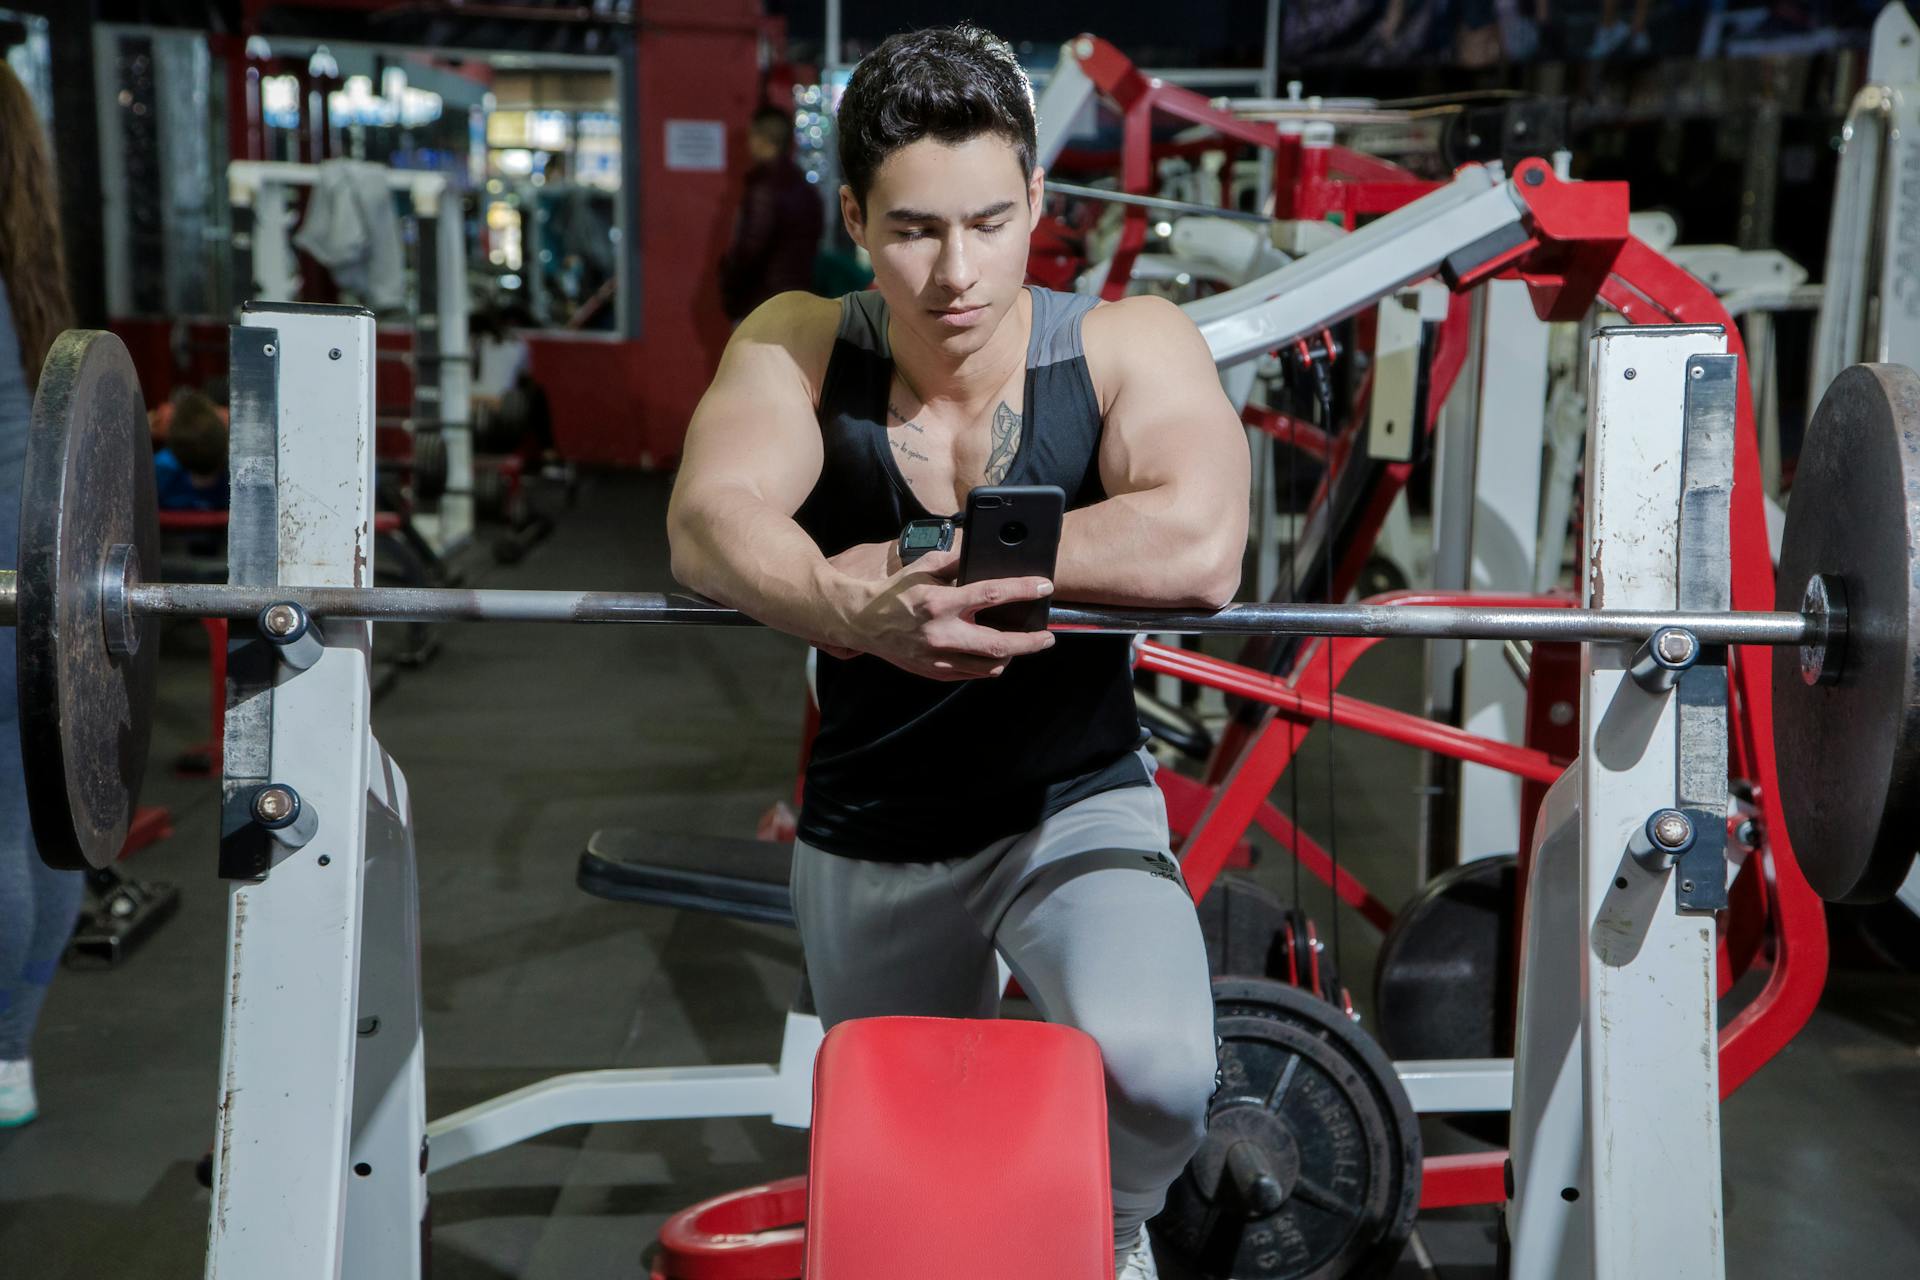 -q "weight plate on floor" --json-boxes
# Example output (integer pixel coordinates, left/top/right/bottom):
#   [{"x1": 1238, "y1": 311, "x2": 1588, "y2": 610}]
[
  {"x1": 1773, "y1": 363, "x2": 1920, "y2": 903},
  {"x1": 1198, "y1": 874, "x2": 1293, "y2": 981},
  {"x1": 18, "y1": 331, "x2": 159, "y2": 870},
  {"x1": 410, "y1": 429, "x2": 448, "y2": 502},
  {"x1": 1154, "y1": 978, "x2": 1421, "y2": 1280},
  {"x1": 1374, "y1": 854, "x2": 1518, "y2": 1062}
]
